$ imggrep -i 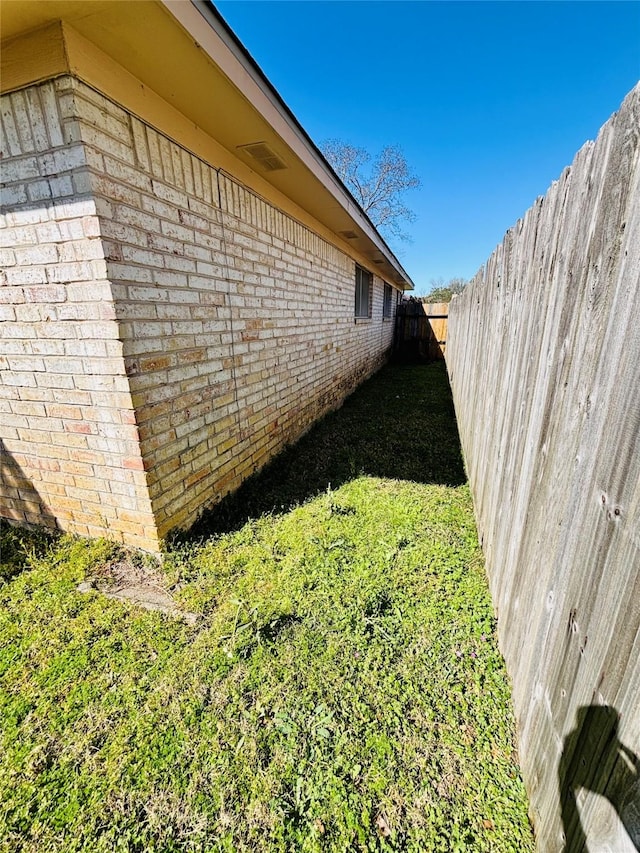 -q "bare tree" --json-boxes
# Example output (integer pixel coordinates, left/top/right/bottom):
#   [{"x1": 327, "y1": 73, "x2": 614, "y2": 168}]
[{"x1": 321, "y1": 140, "x2": 421, "y2": 243}]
